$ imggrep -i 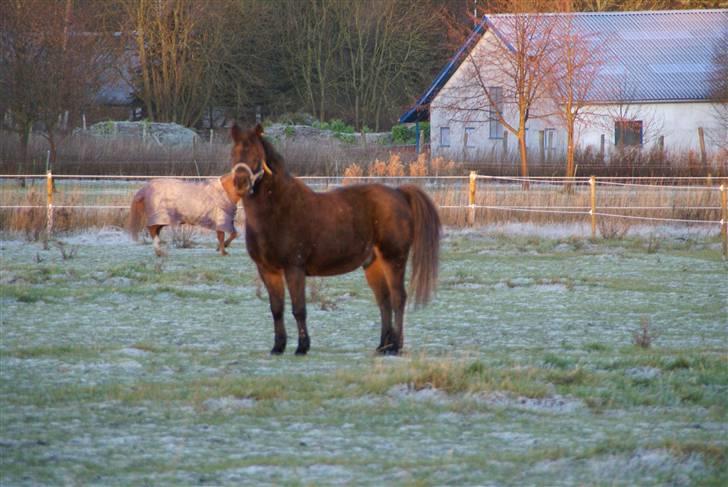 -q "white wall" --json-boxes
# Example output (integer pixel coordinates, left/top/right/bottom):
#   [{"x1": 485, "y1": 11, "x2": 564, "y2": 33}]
[
  {"x1": 578, "y1": 102, "x2": 725, "y2": 156},
  {"x1": 432, "y1": 100, "x2": 726, "y2": 161}
]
